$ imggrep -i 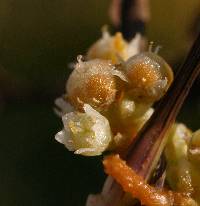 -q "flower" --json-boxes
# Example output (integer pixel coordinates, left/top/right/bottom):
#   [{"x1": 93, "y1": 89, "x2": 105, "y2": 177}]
[
  {"x1": 55, "y1": 104, "x2": 112, "y2": 156},
  {"x1": 86, "y1": 28, "x2": 141, "y2": 64}
]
